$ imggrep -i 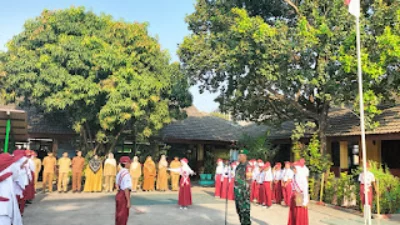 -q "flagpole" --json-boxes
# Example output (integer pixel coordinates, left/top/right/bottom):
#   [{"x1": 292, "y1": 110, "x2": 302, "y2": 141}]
[{"x1": 355, "y1": 15, "x2": 371, "y2": 225}]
